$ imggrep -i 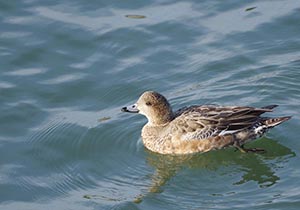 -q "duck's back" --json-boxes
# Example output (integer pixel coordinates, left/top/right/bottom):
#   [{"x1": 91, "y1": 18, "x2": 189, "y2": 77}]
[{"x1": 170, "y1": 104, "x2": 283, "y2": 142}]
